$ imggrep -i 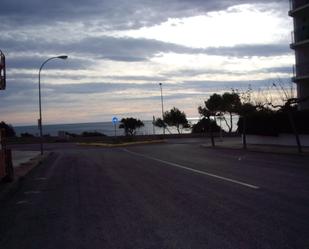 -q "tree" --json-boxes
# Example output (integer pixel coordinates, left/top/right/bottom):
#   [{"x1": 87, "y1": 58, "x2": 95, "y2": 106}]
[
  {"x1": 192, "y1": 118, "x2": 221, "y2": 133},
  {"x1": 153, "y1": 118, "x2": 167, "y2": 129},
  {"x1": 163, "y1": 107, "x2": 189, "y2": 134},
  {"x1": 198, "y1": 105, "x2": 216, "y2": 147},
  {"x1": 202, "y1": 92, "x2": 241, "y2": 133},
  {"x1": 119, "y1": 117, "x2": 144, "y2": 136},
  {"x1": 236, "y1": 102, "x2": 257, "y2": 149},
  {"x1": 205, "y1": 93, "x2": 222, "y2": 114},
  {"x1": 0, "y1": 121, "x2": 16, "y2": 137},
  {"x1": 221, "y1": 92, "x2": 241, "y2": 133}
]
